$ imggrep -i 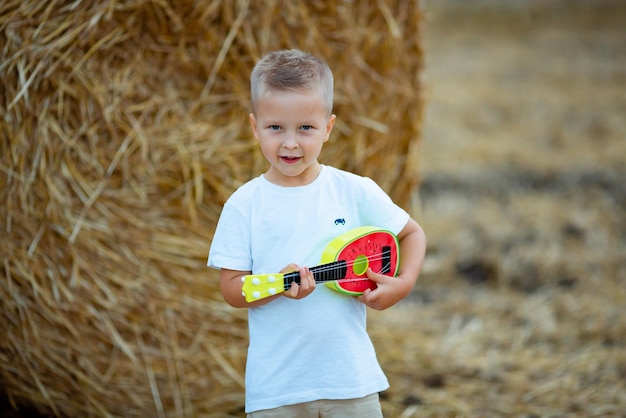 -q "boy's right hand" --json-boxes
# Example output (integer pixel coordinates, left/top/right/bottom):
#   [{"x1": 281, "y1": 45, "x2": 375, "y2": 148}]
[{"x1": 281, "y1": 264, "x2": 316, "y2": 299}]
